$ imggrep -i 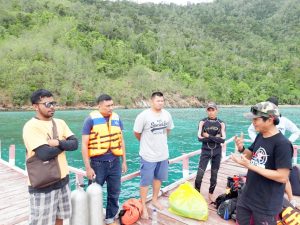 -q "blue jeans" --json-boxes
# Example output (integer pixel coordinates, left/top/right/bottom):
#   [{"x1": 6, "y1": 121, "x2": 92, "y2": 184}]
[{"x1": 91, "y1": 157, "x2": 121, "y2": 224}]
